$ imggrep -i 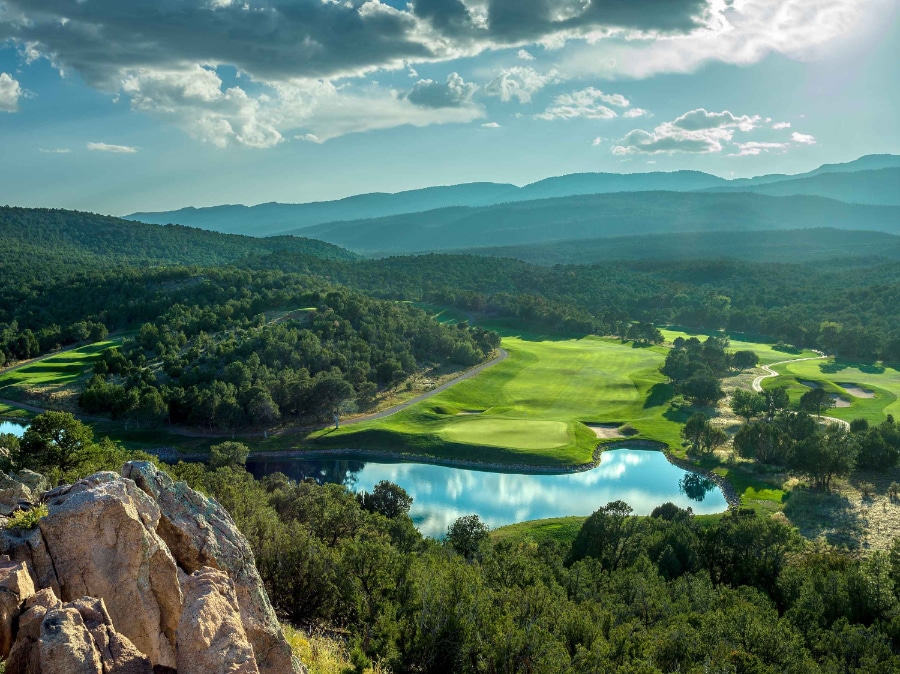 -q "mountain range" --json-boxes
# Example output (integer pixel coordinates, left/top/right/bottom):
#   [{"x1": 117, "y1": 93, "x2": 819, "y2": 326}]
[{"x1": 127, "y1": 154, "x2": 900, "y2": 238}]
